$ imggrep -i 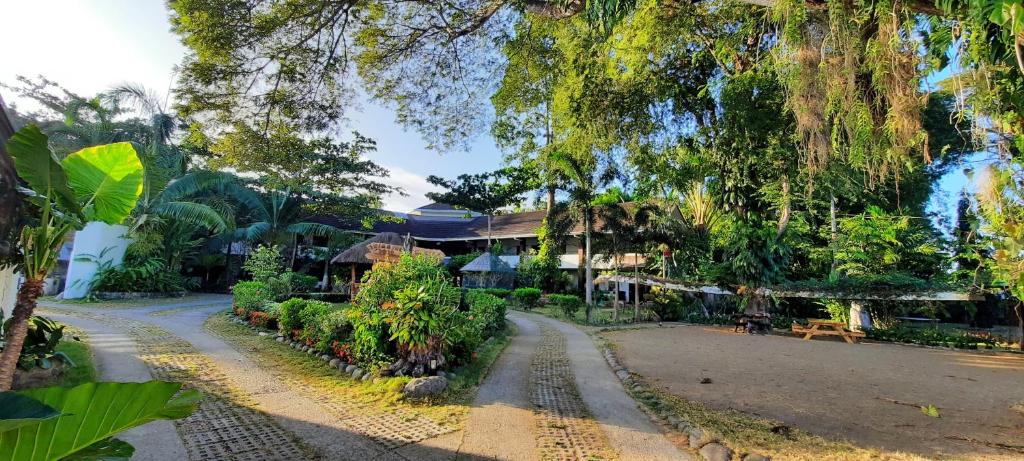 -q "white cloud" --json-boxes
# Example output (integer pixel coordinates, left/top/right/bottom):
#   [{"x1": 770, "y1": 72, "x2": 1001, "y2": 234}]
[{"x1": 378, "y1": 165, "x2": 442, "y2": 213}]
